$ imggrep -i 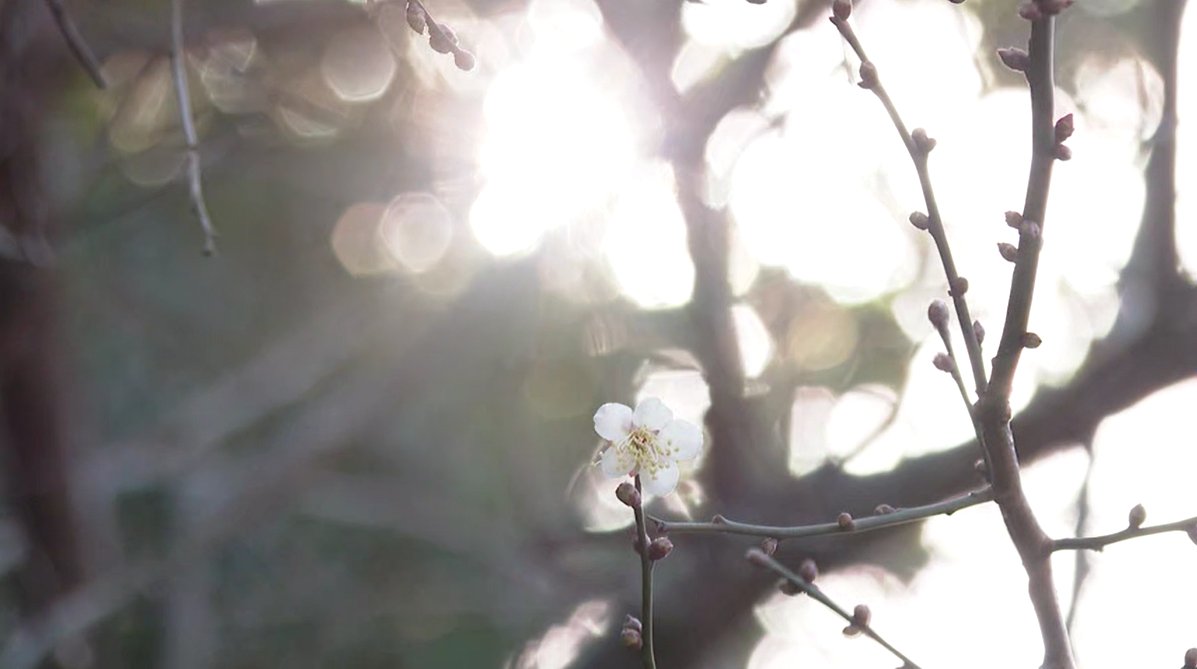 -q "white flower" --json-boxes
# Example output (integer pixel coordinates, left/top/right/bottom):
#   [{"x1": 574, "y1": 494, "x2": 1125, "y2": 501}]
[{"x1": 593, "y1": 397, "x2": 704, "y2": 496}]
